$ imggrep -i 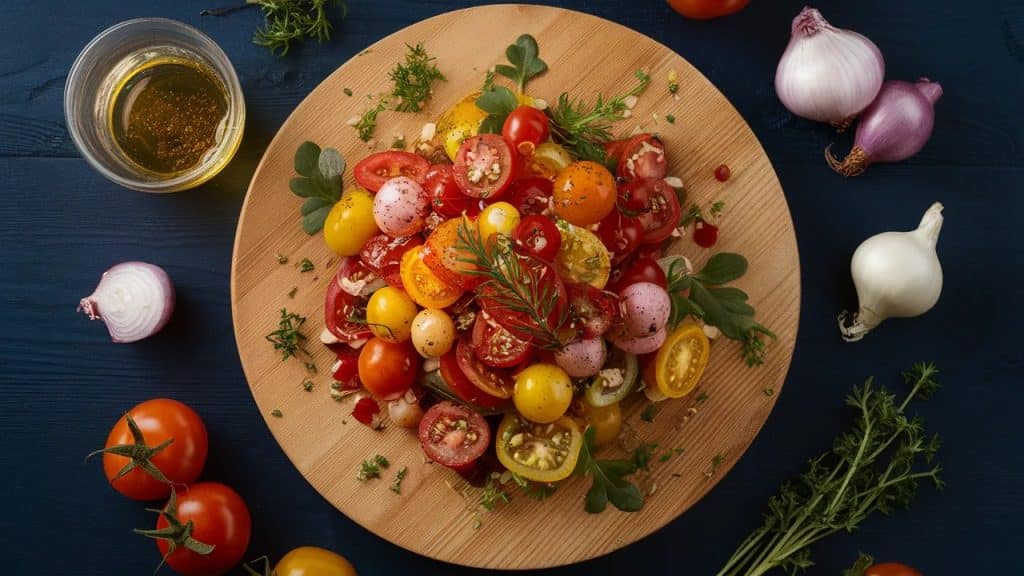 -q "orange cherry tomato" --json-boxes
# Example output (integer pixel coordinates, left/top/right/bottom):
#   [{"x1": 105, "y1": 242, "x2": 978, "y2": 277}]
[
  {"x1": 667, "y1": 0, "x2": 750, "y2": 20},
  {"x1": 552, "y1": 161, "x2": 616, "y2": 226},
  {"x1": 423, "y1": 217, "x2": 482, "y2": 290},
  {"x1": 358, "y1": 337, "x2": 418, "y2": 401},
  {"x1": 400, "y1": 245, "x2": 463, "y2": 308}
]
